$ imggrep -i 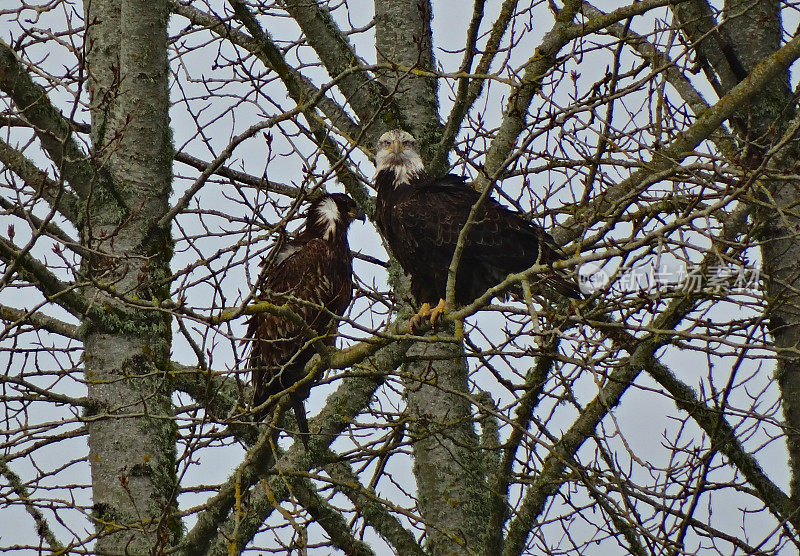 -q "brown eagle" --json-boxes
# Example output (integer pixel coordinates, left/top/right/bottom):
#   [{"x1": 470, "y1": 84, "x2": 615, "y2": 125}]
[
  {"x1": 247, "y1": 193, "x2": 364, "y2": 445},
  {"x1": 374, "y1": 129, "x2": 580, "y2": 324}
]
